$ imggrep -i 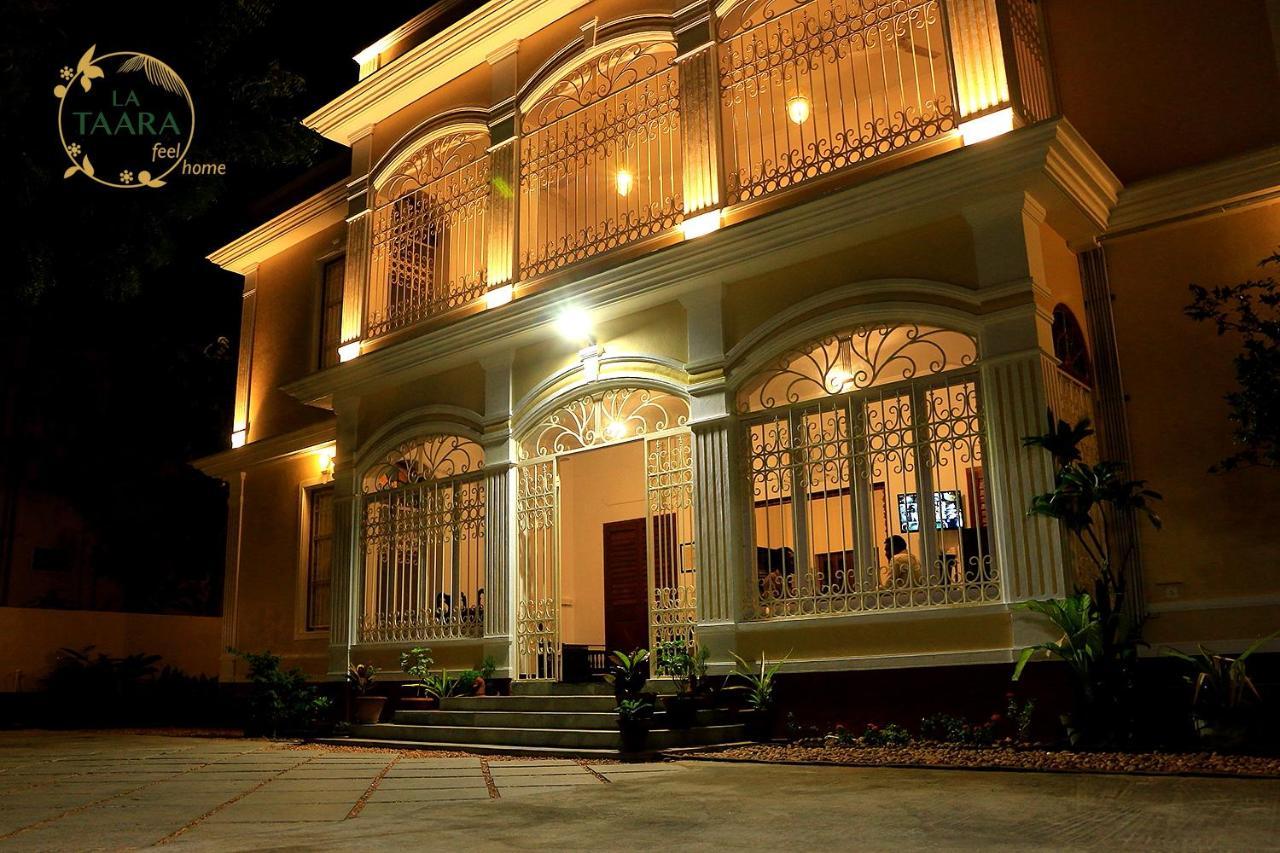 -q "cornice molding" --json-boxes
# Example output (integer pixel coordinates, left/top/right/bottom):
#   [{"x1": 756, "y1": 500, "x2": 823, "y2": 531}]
[
  {"x1": 207, "y1": 182, "x2": 347, "y2": 275},
  {"x1": 283, "y1": 119, "x2": 1112, "y2": 408},
  {"x1": 304, "y1": 0, "x2": 592, "y2": 145},
  {"x1": 193, "y1": 419, "x2": 336, "y2": 479},
  {"x1": 1106, "y1": 144, "x2": 1280, "y2": 238}
]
